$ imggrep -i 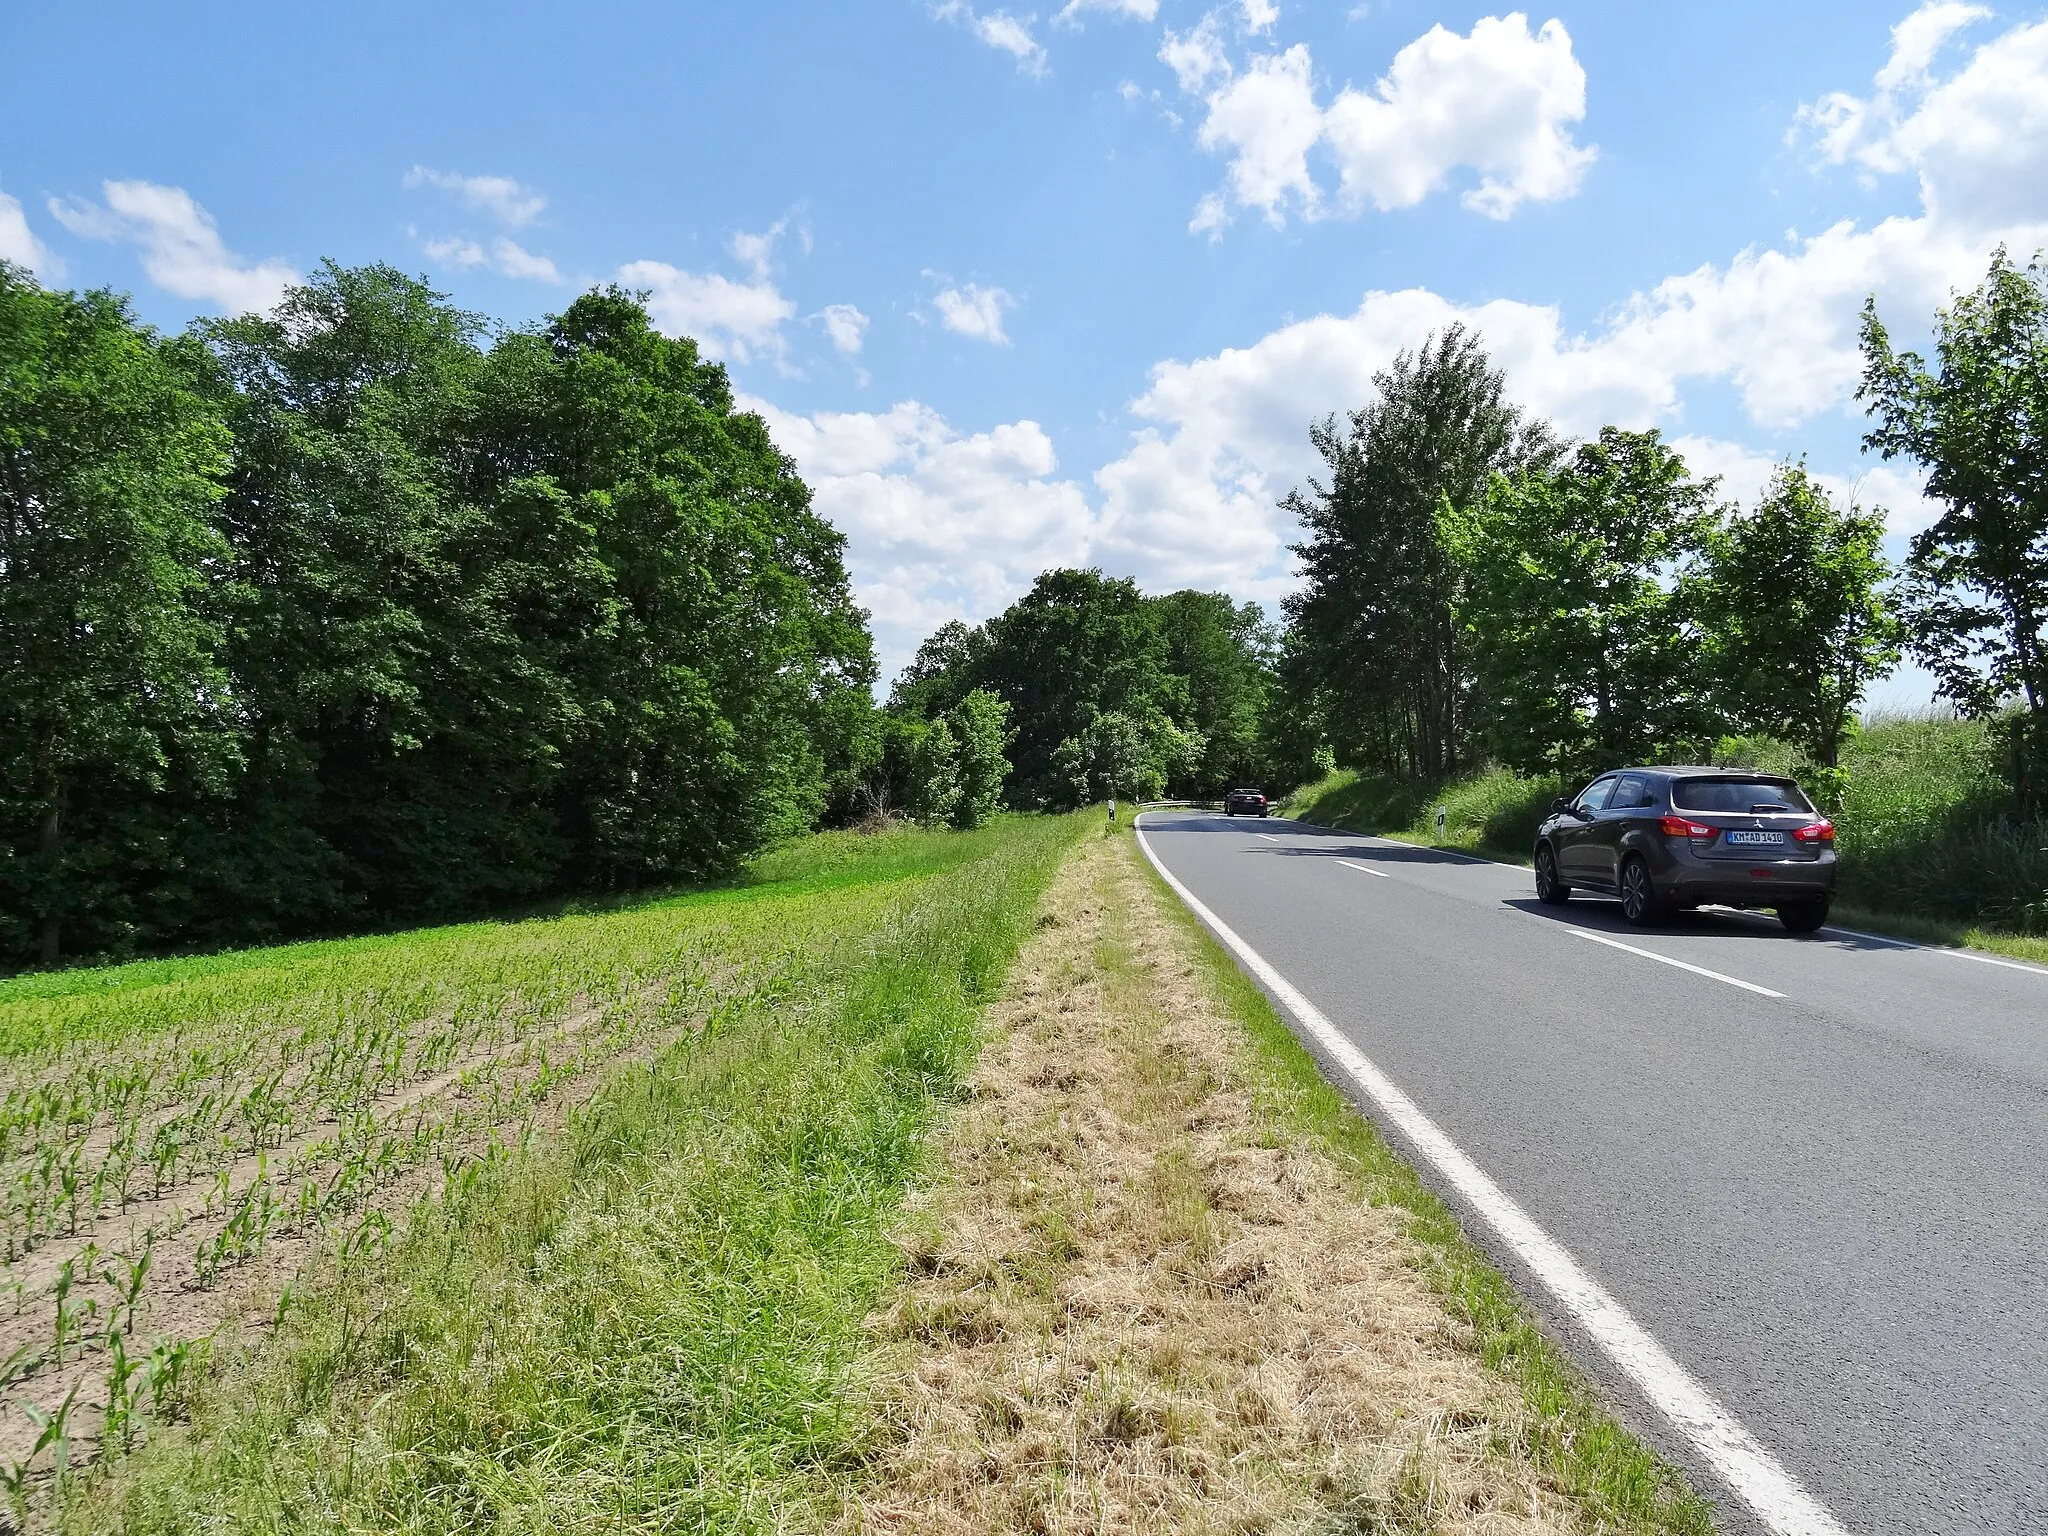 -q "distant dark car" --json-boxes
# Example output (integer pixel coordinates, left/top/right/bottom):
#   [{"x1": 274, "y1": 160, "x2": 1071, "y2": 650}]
[
  {"x1": 1533, "y1": 767, "x2": 1837, "y2": 931},
  {"x1": 1224, "y1": 787, "x2": 1272, "y2": 817}
]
